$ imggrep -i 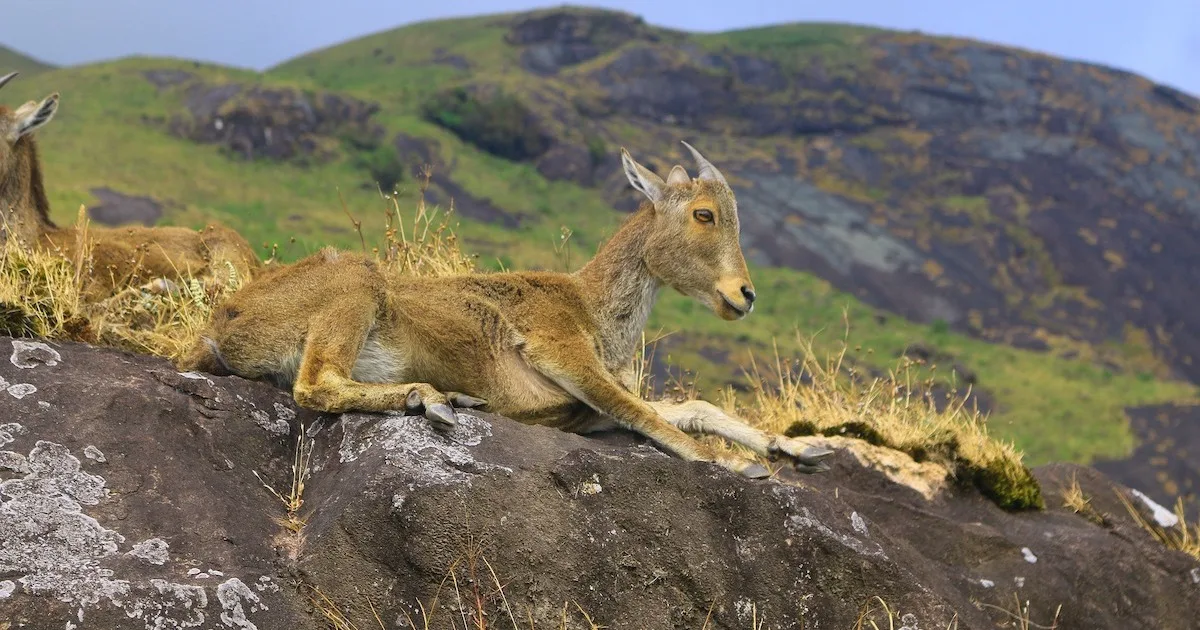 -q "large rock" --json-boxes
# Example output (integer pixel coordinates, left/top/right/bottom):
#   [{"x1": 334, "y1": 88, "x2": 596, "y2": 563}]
[
  {"x1": 166, "y1": 81, "x2": 383, "y2": 163},
  {"x1": 1, "y1": 336, "x2": 1197, "y2": 629},
  {"x1": 506, "y1": 9, "x2": 661, "y2": 76}
]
